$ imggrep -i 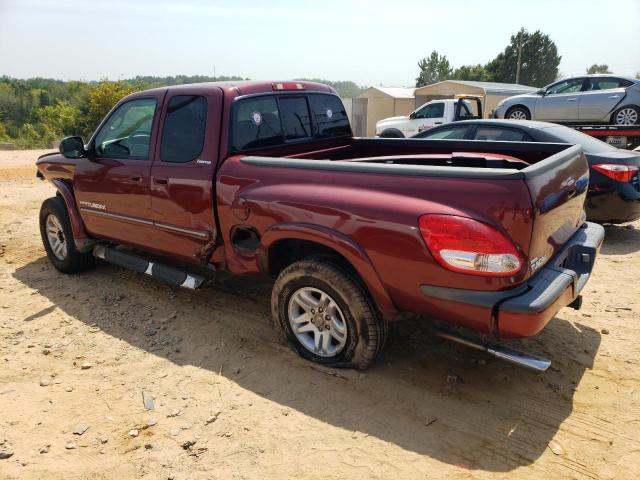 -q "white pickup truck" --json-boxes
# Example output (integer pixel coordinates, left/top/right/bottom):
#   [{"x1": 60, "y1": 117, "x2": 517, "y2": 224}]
[{"x1": 375, "y1": 97, "x2": 481, "y2": 138}]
